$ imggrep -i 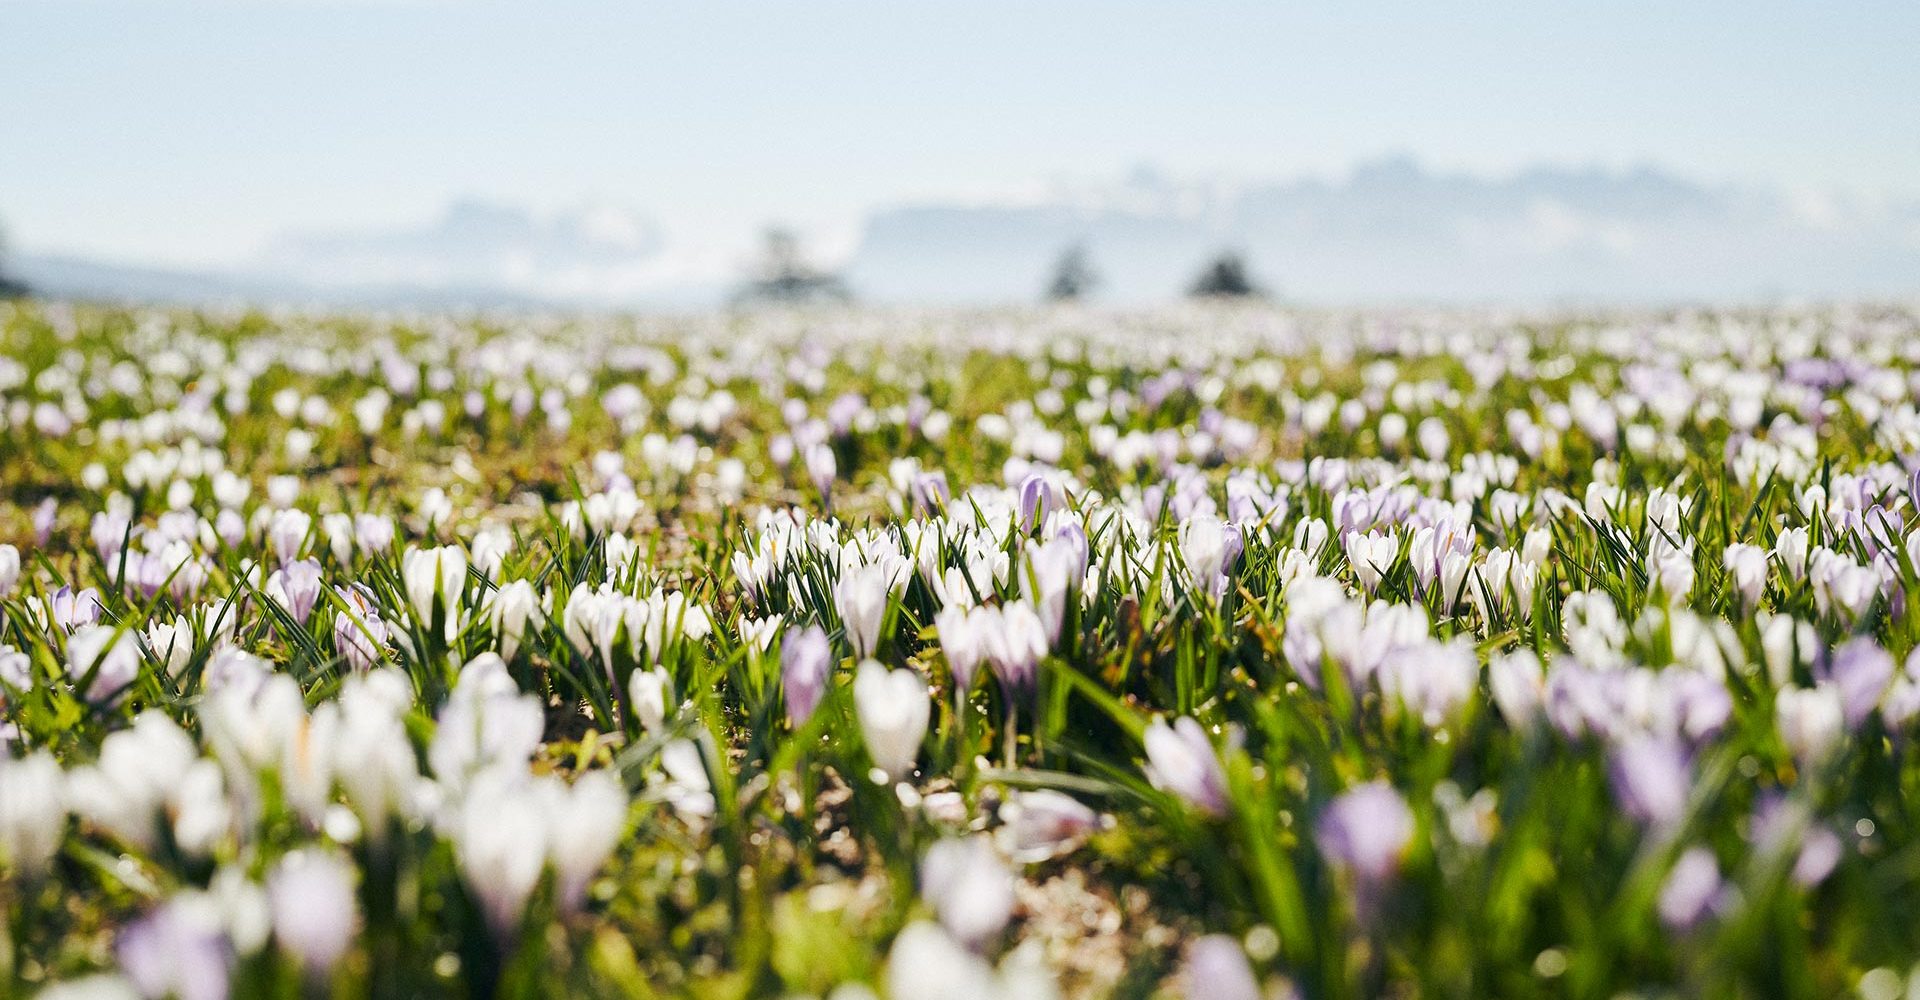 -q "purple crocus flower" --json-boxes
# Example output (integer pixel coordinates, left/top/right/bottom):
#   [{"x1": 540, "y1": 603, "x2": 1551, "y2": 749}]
[
  {"x1": 1021, "y1": 536, "x2": 1082, "y2": 644},
  {"x1": 1017, "y1": 473, "x2": 1054, "y2": 534},
  {"x1": 935, "y1": 606, "x2": 985, "y2": 693},
  {"x1": 1144, "y1": 717, "x2": 1229, "y2": 816},
  {"x1": 267, "y1": 559, "x2": 325, "y2": 626},
  {"x1": 1182, "y1": 935, "x2": 1262, "y2": 1000},
  {"x1": 1819, "y1": 637, "x2": 1894, "y2": 730},
  {"x1": 1052, "y1": 521, "x2": 1090, "y2": 580},
  {"x1": 984, "y1": 601, "x2": 1048, "y2": 698},
  {"x1": 1749, "y1": 795, "x2": 1844, "y2": 889},
  {"x1": 1607, "y1": 737, "x2": 1692, "y2": 828},
  {"x1": 827, "y1": 392, "x2": 864, "y2": 437},
  {"x1": 1669, "y1": 670, "x2": 1734, "y2": 745},
  {"x1": 780, "y1": 625, "x2": 831, "y2": 726},
  {"x1": 118, "y1": 900, "x2": 233, "y2": 1000},
  {"x1": 1316, "y1": 780, "x2": 1416, "y2": 885},
  {"x1": 1657, "y1": 847, "x2": 1724, "y2": 931},
  {"x1": 911, "y1": 471, "x2": 951, "y2": 515},
  {"x1": 803, "y1": 442, "x2": 836, "y2": 499},
  {"x1": 49, "y1": 585, "x2": 104, "y2": 632},
  {"x1": 32, "y1": 497, "x2": 56, "y2": 547},
  {"x1": 332, "y1": 583, "x2": 390, "y2": 672}
]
